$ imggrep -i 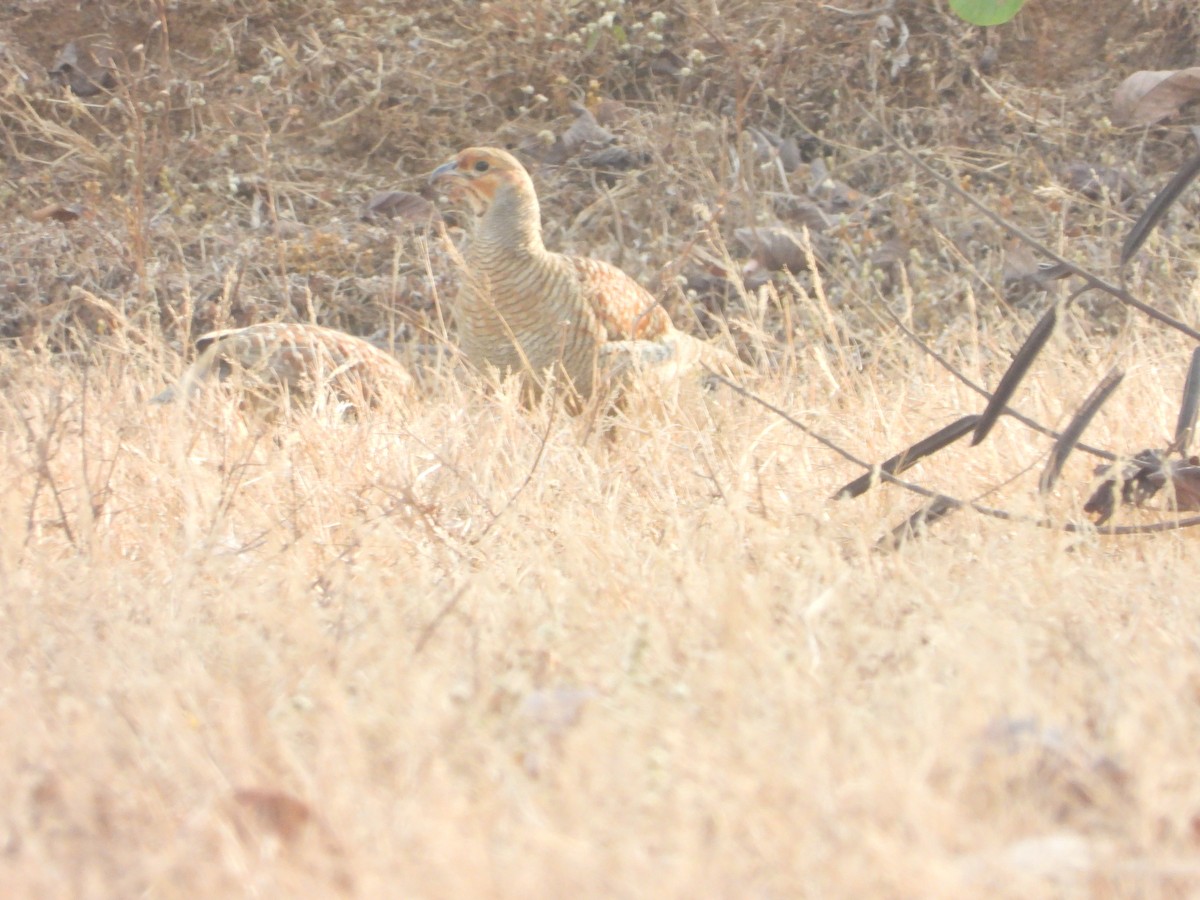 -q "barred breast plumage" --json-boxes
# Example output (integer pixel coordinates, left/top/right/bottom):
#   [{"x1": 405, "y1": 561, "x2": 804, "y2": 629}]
[{"x1": 430, "y1": 146, "x2": 740, "y2": 408}]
